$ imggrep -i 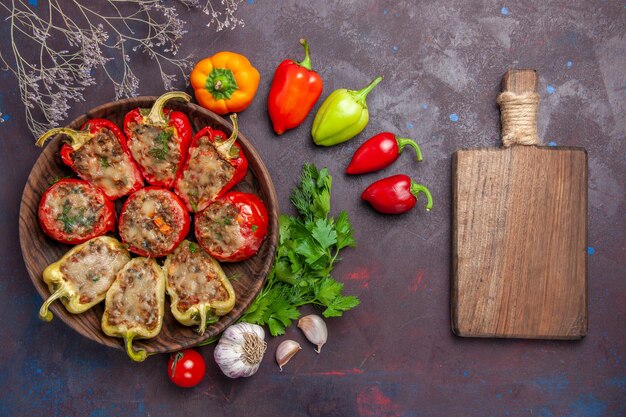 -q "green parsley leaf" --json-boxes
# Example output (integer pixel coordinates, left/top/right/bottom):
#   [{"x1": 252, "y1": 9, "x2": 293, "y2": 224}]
[
  {"x1": 149, "y1": 129, "x2": 172, "y2": 161},
  {"x1": 335, "y1": 211, "x2": 356, "y2": 249},
  {"x1": 310, "y1": 218, "x2": 337, "y2": 250},
  {"x1": 239, "y1": 164, "x2": 359, "y2": 336},
  {"x1": 323, "y1": 296, "x2": 361, "y2": 318}
]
